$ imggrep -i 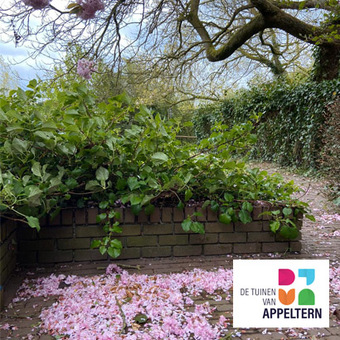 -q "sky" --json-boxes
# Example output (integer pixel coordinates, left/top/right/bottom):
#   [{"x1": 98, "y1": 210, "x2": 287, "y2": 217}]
[{"x1": 0, "y1": 0, "x2": 71, "y2": 87}]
